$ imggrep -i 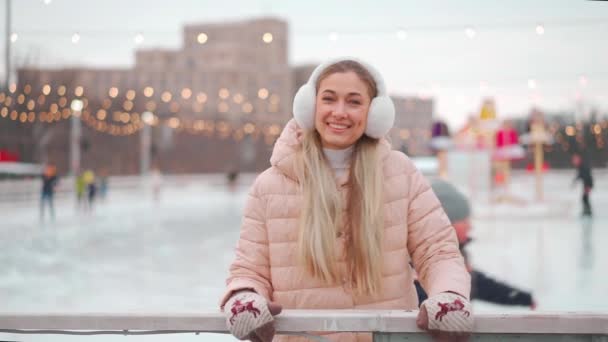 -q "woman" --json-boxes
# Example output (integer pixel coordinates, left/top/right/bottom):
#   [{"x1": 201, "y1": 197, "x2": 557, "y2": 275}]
[{"x1": 220, "y1": 57, "x2": 473, "y2": 341}]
